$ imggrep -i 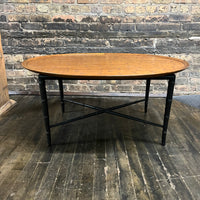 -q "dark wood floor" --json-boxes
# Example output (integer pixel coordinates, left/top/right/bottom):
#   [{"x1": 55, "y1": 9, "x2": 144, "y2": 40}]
[{"x1": 0, "y1": 95, "x2": 200, "y2": 200}]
